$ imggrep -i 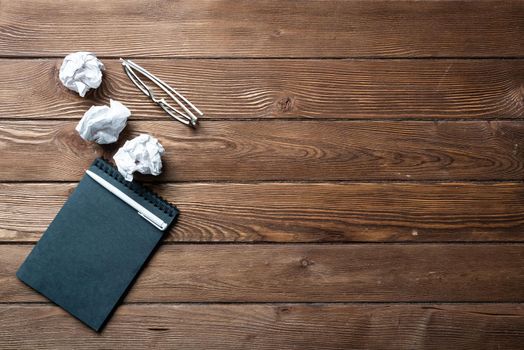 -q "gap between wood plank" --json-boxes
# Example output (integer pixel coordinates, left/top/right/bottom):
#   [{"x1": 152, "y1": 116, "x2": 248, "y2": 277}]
[
  {"x1": 1, "y1": 301, "x2": 523, "y2": 305},
  {"x1": 2, "y1": 117, "x2": 524, "y2": 122},
  {"x1": 1, "y1": 241, "x2": 524, "y2": 246},
  {"x1": 1, "y1": 180, "x2": 523, "y2": 184},
  {"x1": 3, "y1": 56, "x2": 524, "y2": 60}
]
